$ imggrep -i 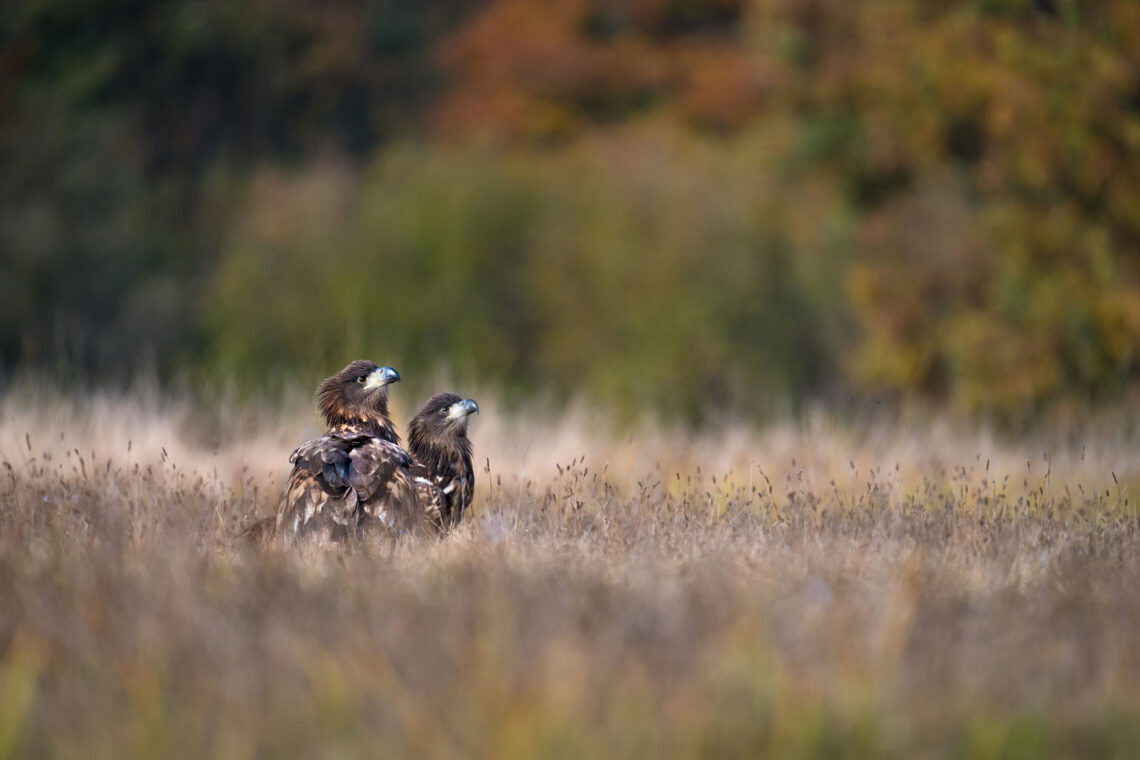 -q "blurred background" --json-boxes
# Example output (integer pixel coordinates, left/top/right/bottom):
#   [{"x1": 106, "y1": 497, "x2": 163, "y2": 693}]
[{"x1": 3, "y1": 0, "x2": 1139, "y2": 423}]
